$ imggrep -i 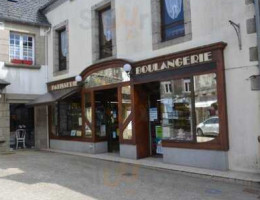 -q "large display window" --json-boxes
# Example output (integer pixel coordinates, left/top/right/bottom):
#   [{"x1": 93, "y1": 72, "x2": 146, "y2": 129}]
[
  {"x1": 49, "y1": 92, "x2": 84, "y2": 139},
  {"x1": 158, "y1": 73, "x2": 218, "y2": 143},
  {"x1": 48, "y1": 43, "x2": 228, "y2": 156},
  {"x1": 81, "y1": 61, "x2": 134, "y2": 147}
]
